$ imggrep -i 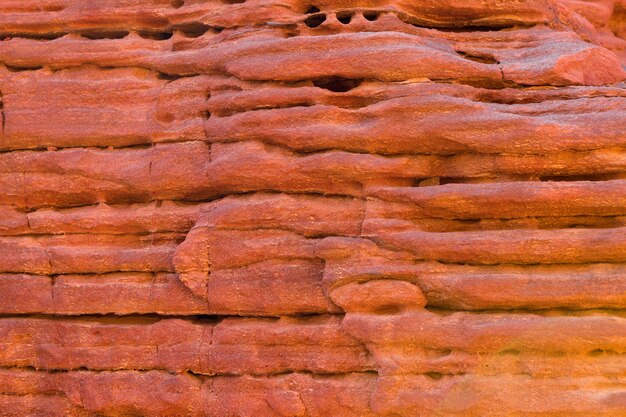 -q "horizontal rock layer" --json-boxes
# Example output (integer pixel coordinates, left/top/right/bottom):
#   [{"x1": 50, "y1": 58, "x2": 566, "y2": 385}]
[{"x1": 1, "y1": 0, "x2": 625, "y2": 415}]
